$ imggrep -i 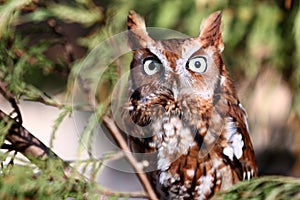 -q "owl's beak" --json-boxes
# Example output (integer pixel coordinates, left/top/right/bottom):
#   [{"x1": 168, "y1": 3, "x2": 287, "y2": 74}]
[
  {"x1": 170, "y1": 75, "x2": 180, "y2": 101},
  {"x1": 171, "y1": 85, "x2": 179, "y2": 101}
]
